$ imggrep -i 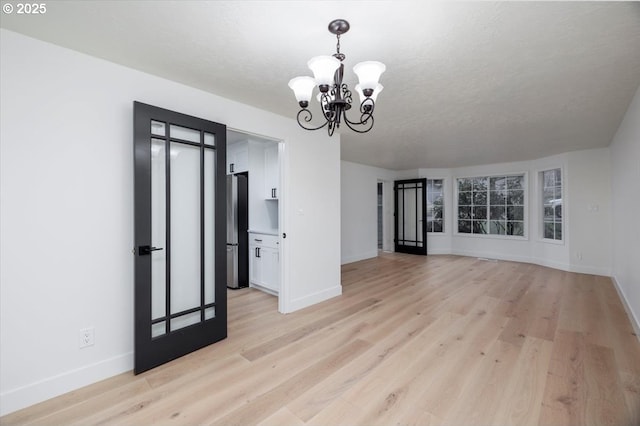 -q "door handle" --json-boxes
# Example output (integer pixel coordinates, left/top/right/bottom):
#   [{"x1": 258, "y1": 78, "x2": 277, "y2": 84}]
[{"x1": 139, "y1": 245, "x2": 164, "y2": 256}]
